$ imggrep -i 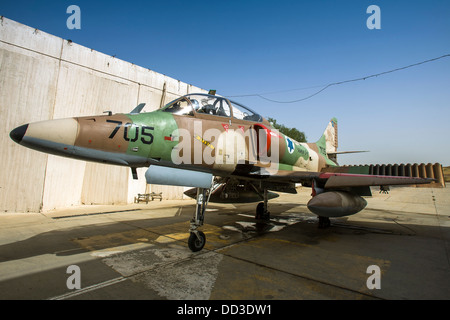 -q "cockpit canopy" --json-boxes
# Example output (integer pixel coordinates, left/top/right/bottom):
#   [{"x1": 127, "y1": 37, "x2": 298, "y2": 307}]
[{"x1": 161, "y1": 93, "x2": 262, "y2": 122}]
